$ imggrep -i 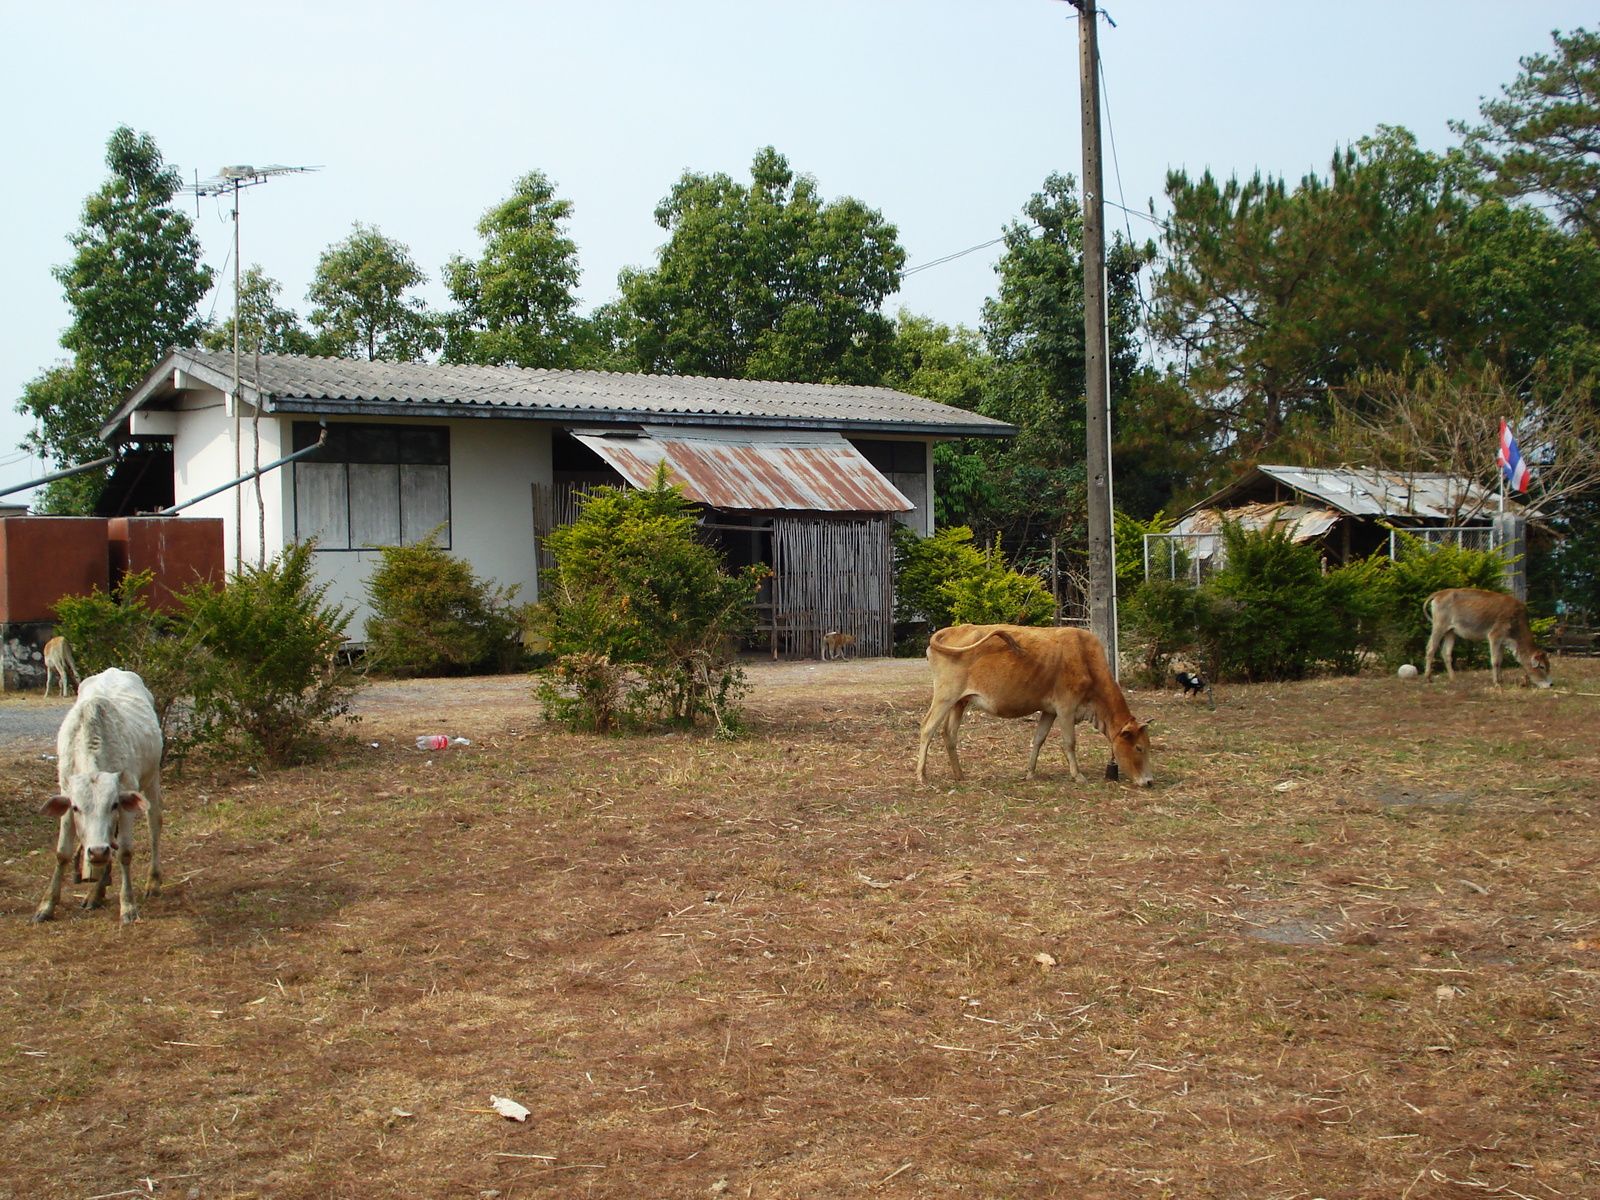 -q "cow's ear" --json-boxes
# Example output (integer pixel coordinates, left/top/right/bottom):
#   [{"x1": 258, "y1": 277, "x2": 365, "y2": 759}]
[
  {"x1": 40, "y1": 794, "x2": 71, "y2": 817},
  {"x1": 118, "y1": 792, "x2": 148, "y2": 814}
]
